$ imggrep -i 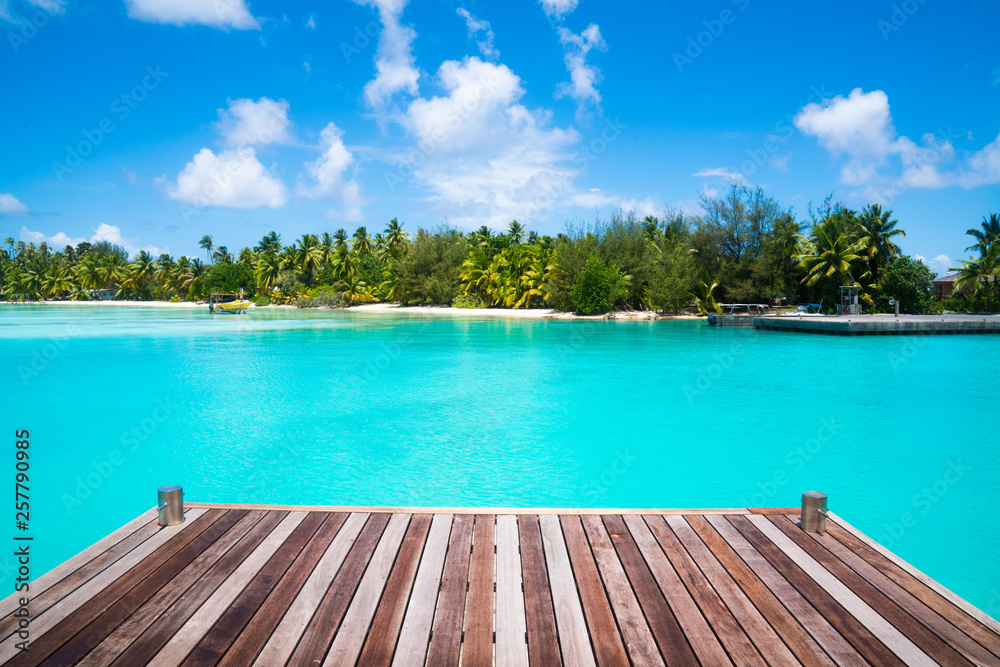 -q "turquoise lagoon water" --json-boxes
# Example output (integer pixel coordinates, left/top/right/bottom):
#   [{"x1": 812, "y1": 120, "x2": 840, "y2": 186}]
[{"x1": 2, "y1": 304, "x2": 999, "y2": 618}]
